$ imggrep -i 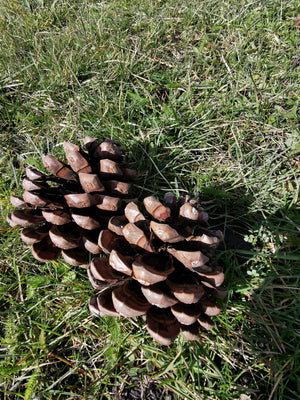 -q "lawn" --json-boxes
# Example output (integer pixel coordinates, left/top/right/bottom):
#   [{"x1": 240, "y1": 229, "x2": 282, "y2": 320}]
[{"x1": 0, "y1": 0, "x2": 299, "y2": 399}]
